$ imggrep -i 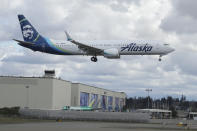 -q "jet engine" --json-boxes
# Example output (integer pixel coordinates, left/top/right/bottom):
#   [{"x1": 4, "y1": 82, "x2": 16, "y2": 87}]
[{"x1": 103, "y1": 48, "x2": 120, "y2": 59}]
